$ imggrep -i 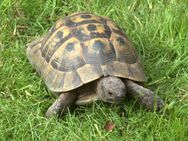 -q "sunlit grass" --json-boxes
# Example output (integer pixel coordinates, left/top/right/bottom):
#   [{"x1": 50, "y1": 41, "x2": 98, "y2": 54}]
[{"x1": 0, "y1": 0, "x2": 188, "y2": 140}]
